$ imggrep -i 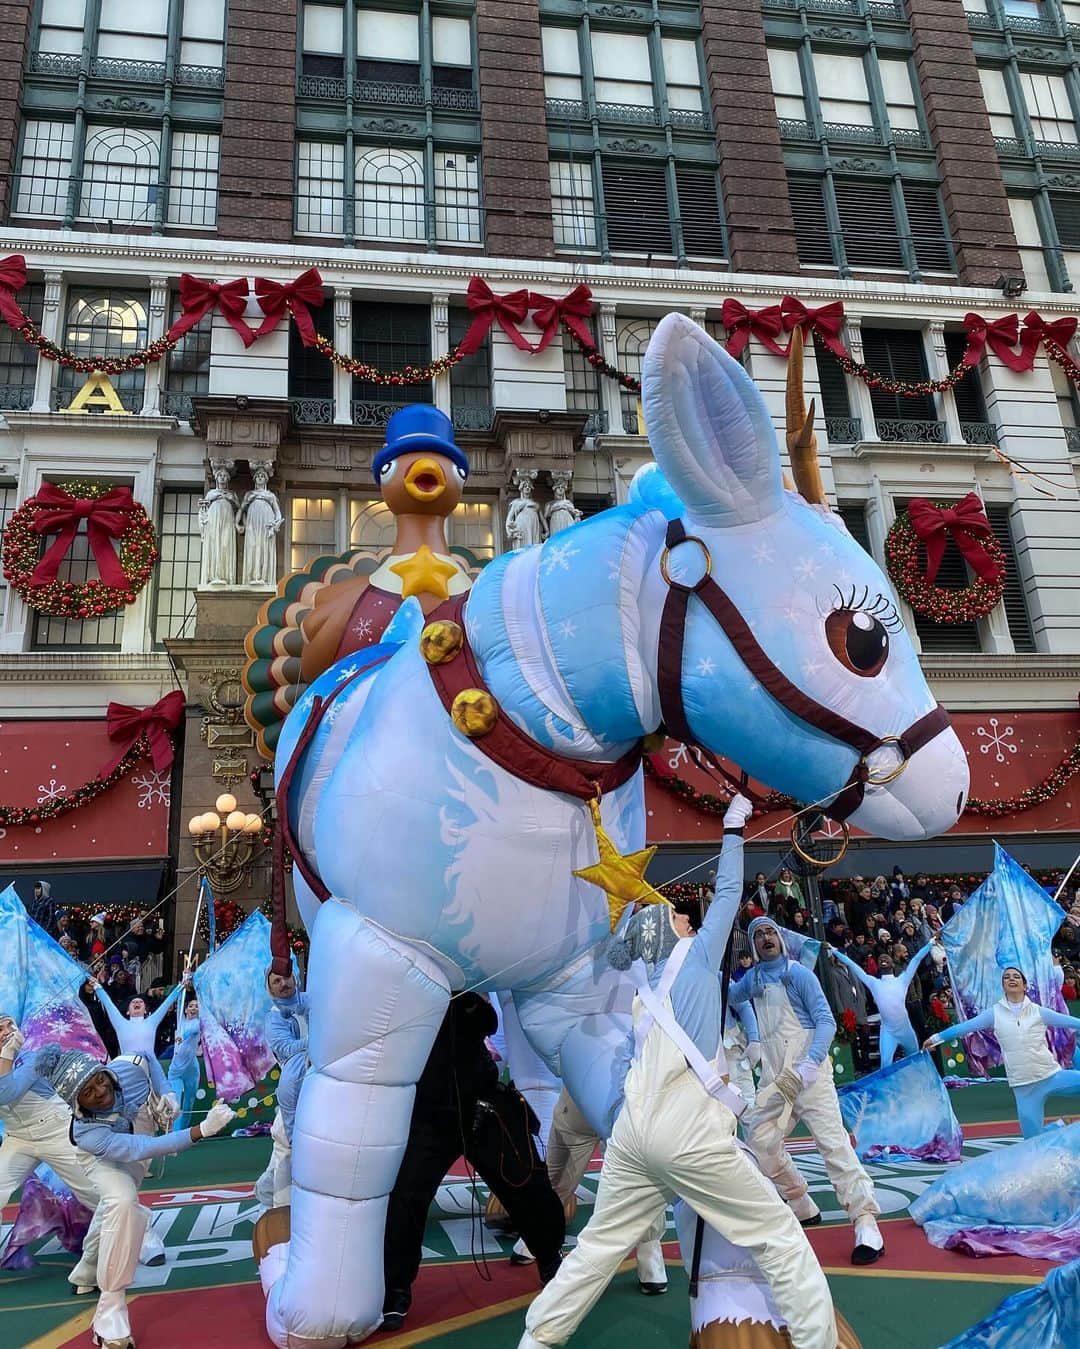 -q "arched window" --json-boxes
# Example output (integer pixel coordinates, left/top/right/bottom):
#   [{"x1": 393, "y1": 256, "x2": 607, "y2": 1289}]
[
  {"x1": 80, "y1": 125, "x2": 160, "y2": 223},
  {"x1": 616, "y1": 318, "x2": 658, "y2": 433},
  {"x1": 56, "y1": 288, "x2": 150, "y2": 411},
  {"x1": 349, "y1": 498, "x2": 398, "y2": 551},
  {"x1": 356, "y1": 146, "x2": 424, "y2": 241}
]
